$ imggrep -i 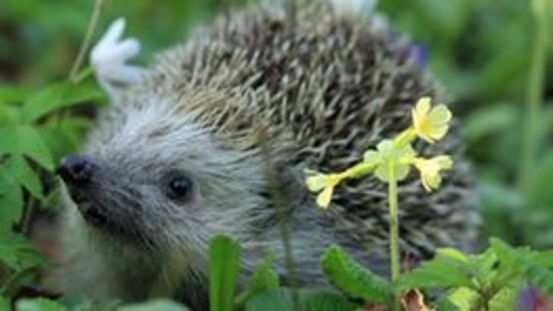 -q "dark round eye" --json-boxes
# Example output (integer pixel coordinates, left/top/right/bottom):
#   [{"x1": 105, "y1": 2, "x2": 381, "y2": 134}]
[{"x1": 168, "y1": 176, "x2": 193, "y2": 199}]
